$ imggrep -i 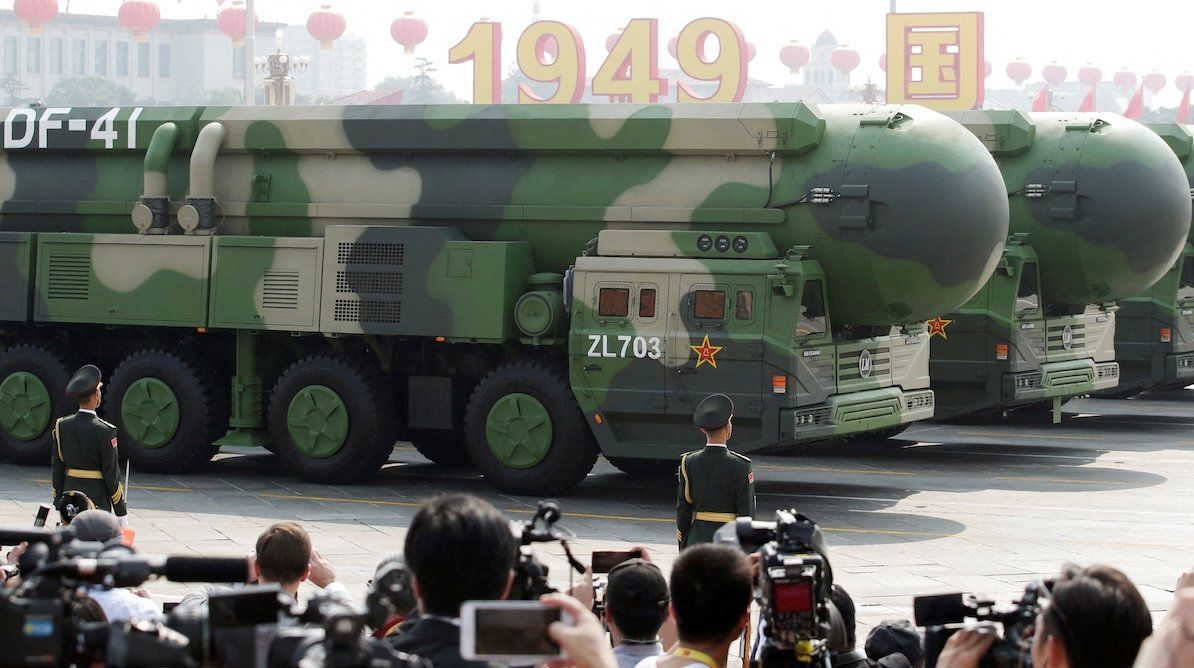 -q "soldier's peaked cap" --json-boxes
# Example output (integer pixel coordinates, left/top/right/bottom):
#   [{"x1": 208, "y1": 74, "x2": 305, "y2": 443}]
[
  {"x1": 694, "y1": 393, "x2": 733, "y2": 430},
  {"x1": 66, "y1": 365, "x2": 102, "y2": 398}
]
